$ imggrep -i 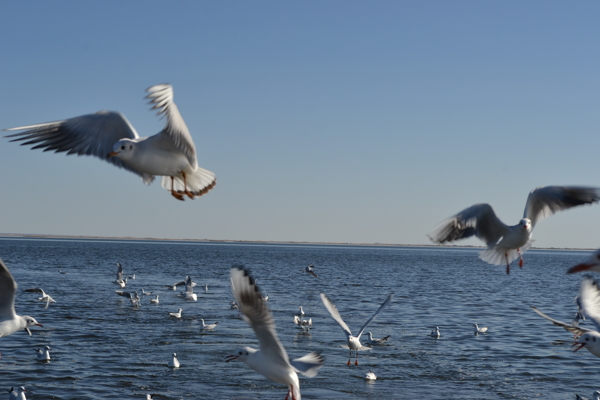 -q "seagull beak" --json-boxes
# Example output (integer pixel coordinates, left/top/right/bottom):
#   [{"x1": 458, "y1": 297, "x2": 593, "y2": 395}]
[
  {"x1": 107, "y1": 151, "x2": 119, "y2": 158},
  {"x1": 573, "y1": 342, "x2": 586, "y2": 352},
  {"x1": 567, "y1": 263, "x2": 596, "y2": 274},
  {"x1": 224, "y1": 355, "x2": 238, "y2": 362},
  {"x1": 36, "y1": 323, "x2": 43, "y2": 327}
]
